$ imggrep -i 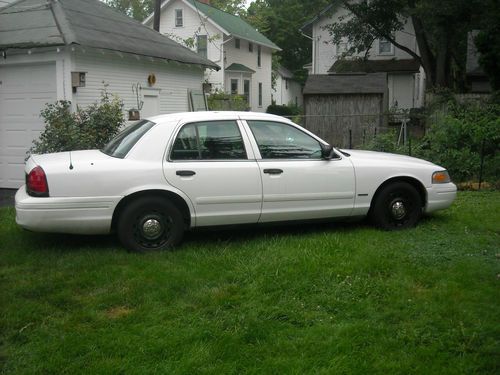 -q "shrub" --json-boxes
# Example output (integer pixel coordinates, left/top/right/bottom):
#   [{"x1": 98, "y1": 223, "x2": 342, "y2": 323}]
[
  {"x1": 207, "y1": 91, "x2": 249, "y2": 111},
  {"x1": 266, "y1": 104, "x2": 302, "y2": 117},
  {"x1": 30, "y1": 88, "x2": 124, "y2": 155}
]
